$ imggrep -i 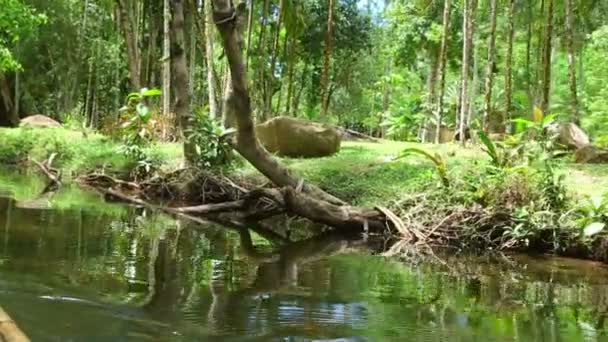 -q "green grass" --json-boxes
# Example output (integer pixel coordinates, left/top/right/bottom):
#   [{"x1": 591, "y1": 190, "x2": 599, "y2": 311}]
[
  {"x1": 3, "y1": 126, "x2": 608, "y2": 206},
  {"x1": 0, "y1": 127, "x2": 183, "y2": 177},
  {"x1": 254, "y1": 141, "x2": 485, "y2": 206}
]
